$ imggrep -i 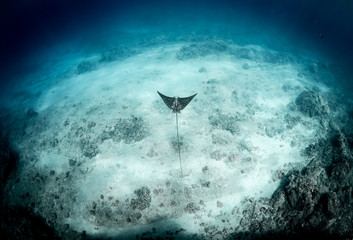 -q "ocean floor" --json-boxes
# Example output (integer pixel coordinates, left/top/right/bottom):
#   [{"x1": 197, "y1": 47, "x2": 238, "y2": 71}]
[{"x1": 1, "y1": 29, "x2": 352, "y2": 239}]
